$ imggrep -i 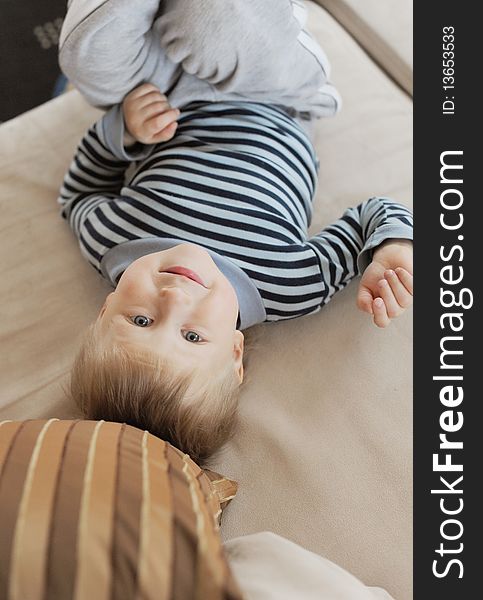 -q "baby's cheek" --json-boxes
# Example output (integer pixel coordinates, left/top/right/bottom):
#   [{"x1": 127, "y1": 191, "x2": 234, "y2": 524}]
[
  {"x1": 119, "y1": 273, "x2": 143, "y2": 296},
  {"x1": 216, "y1": 285, "x2": 239, "y2": 319}
]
